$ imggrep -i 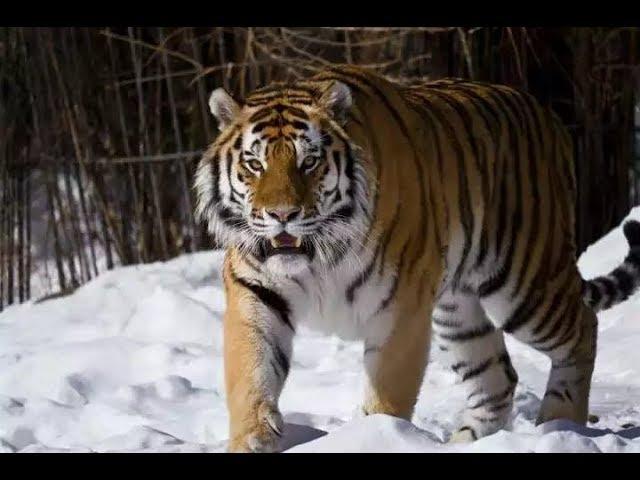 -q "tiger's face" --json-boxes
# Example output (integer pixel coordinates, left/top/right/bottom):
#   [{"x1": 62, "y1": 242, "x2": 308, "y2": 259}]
[{"x1": 195, "y1": 81, "x2": 371, "y2": 276}]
